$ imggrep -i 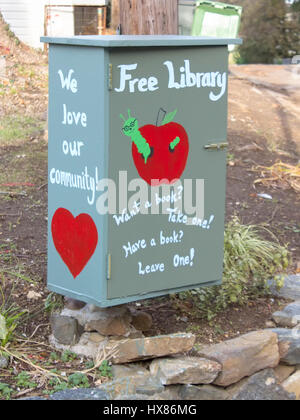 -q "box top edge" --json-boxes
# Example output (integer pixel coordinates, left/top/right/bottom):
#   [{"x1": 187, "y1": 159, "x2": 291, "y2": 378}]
[{"x1": 41, "y1": 35, "x2": 242, "y2": 47}]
